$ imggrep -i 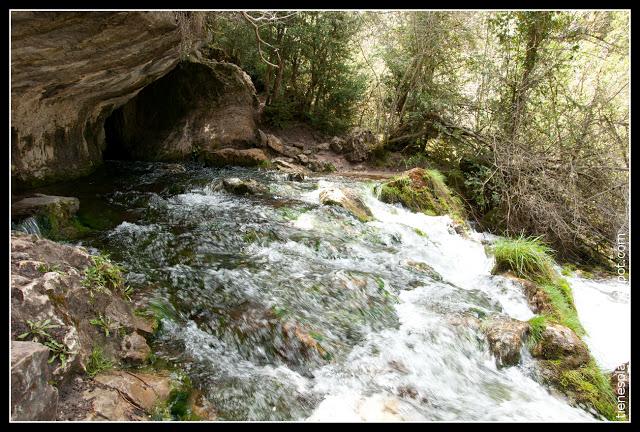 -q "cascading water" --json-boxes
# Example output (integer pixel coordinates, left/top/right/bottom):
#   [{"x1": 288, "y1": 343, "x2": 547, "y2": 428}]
[
  {"x1": 52, "y1": 161, "x2": 625, "y2": 421},
  {"x1": 13, "y1": 216, "x2": 42, "y2": 237}
]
